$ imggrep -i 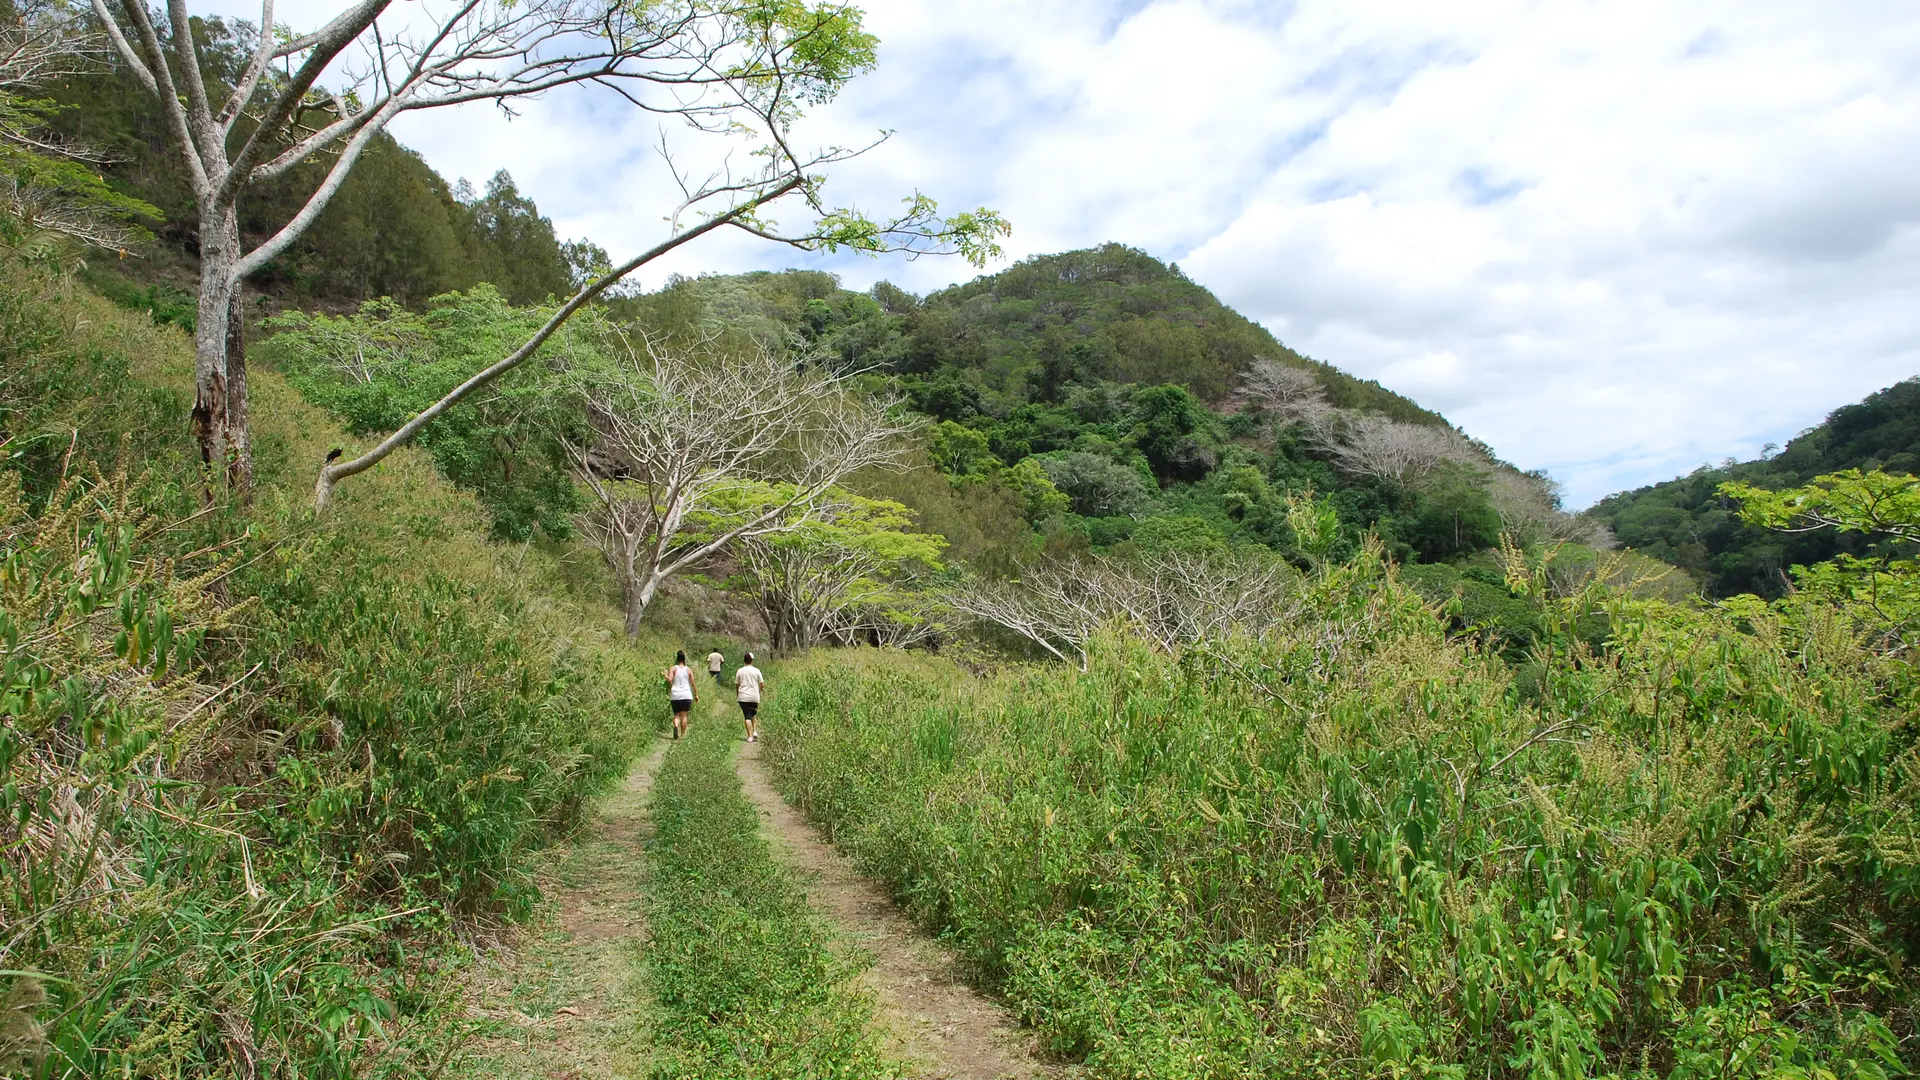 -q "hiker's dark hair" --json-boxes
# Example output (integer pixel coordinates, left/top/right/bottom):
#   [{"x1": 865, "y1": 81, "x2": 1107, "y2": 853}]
[
  {"x1": 675, "y1": 650, "x2": 687, "y2": 664},
  {"x1": 744, "y1": 651, "x2": 755, "y2": 663}
]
